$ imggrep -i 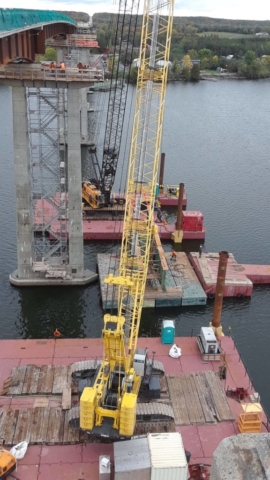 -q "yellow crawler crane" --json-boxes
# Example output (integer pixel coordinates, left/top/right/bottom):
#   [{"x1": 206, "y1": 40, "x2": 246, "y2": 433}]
[{"x1": 80, "y1": 0, "x2": 174, "y2": 439}]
